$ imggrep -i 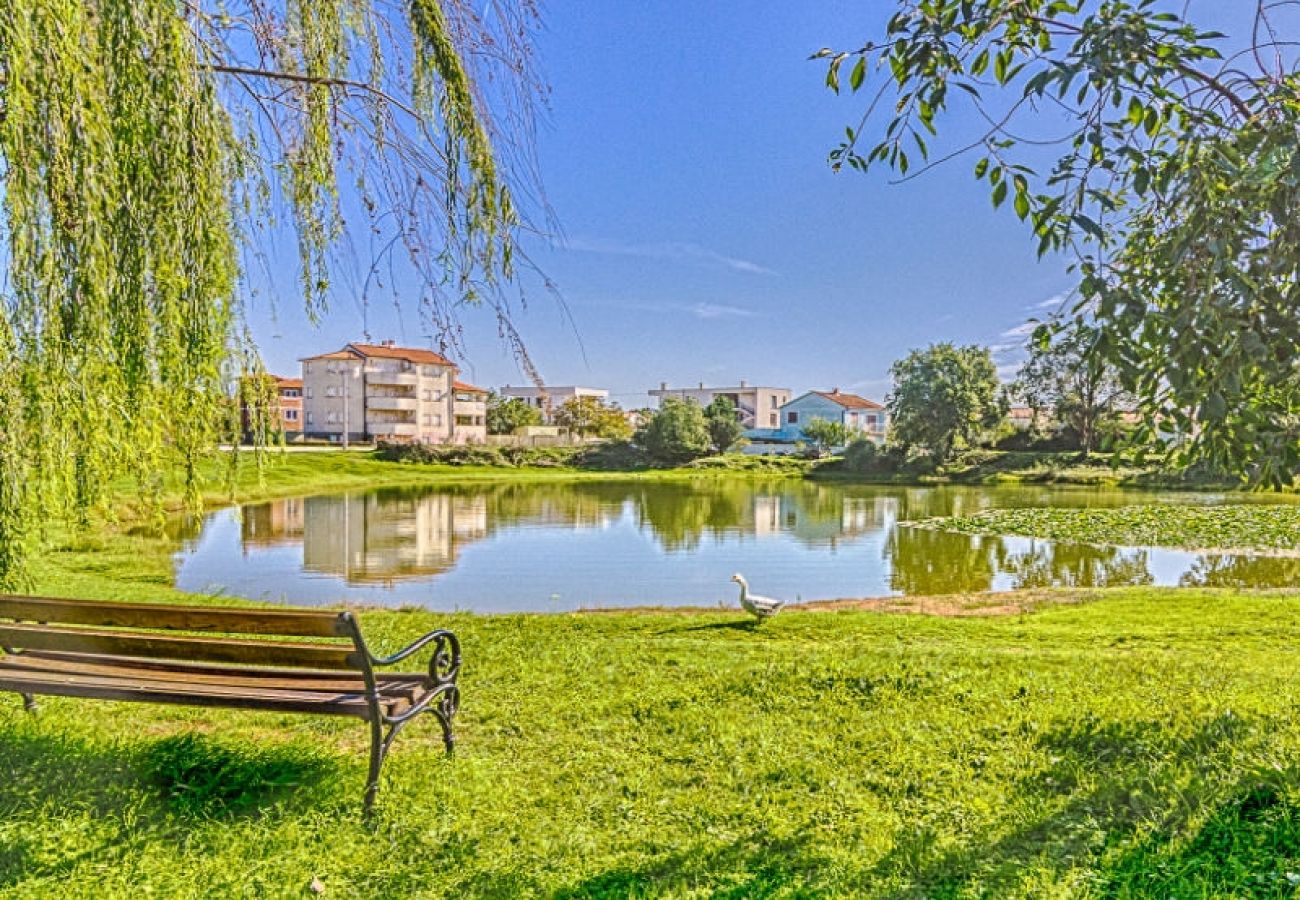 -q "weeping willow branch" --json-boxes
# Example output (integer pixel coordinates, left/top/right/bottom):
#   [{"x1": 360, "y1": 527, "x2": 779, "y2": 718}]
[{"x1": 0, "y1": 0, "x2": 548, "y2": 587}]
